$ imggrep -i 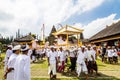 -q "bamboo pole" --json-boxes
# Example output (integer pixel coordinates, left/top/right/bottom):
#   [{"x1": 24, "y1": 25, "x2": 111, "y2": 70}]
[
  {"x1": 66, "y1": 34, "x2": 68, "y2": 49},
  {"x1": 77, "y1": 34, "x2": 79, "y2": 47},
  {"x1": 43, "y1": 24, "x2": 45, "y2": 44}
]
